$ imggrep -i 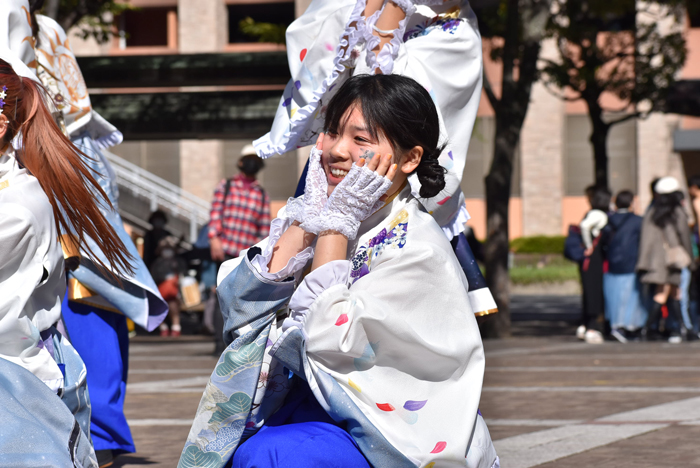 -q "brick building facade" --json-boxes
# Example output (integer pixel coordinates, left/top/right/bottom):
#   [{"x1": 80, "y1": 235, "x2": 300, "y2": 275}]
[{"x1": 71, "y1": 0, "x2": 700, "y2": 238}]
